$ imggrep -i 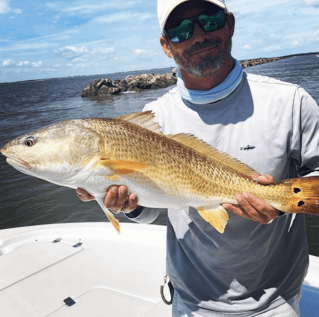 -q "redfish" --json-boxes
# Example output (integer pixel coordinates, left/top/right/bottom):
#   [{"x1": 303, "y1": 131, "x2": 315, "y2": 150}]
[{"x1": 1, "y1": 111, "x2": 319, "y2": 233}]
